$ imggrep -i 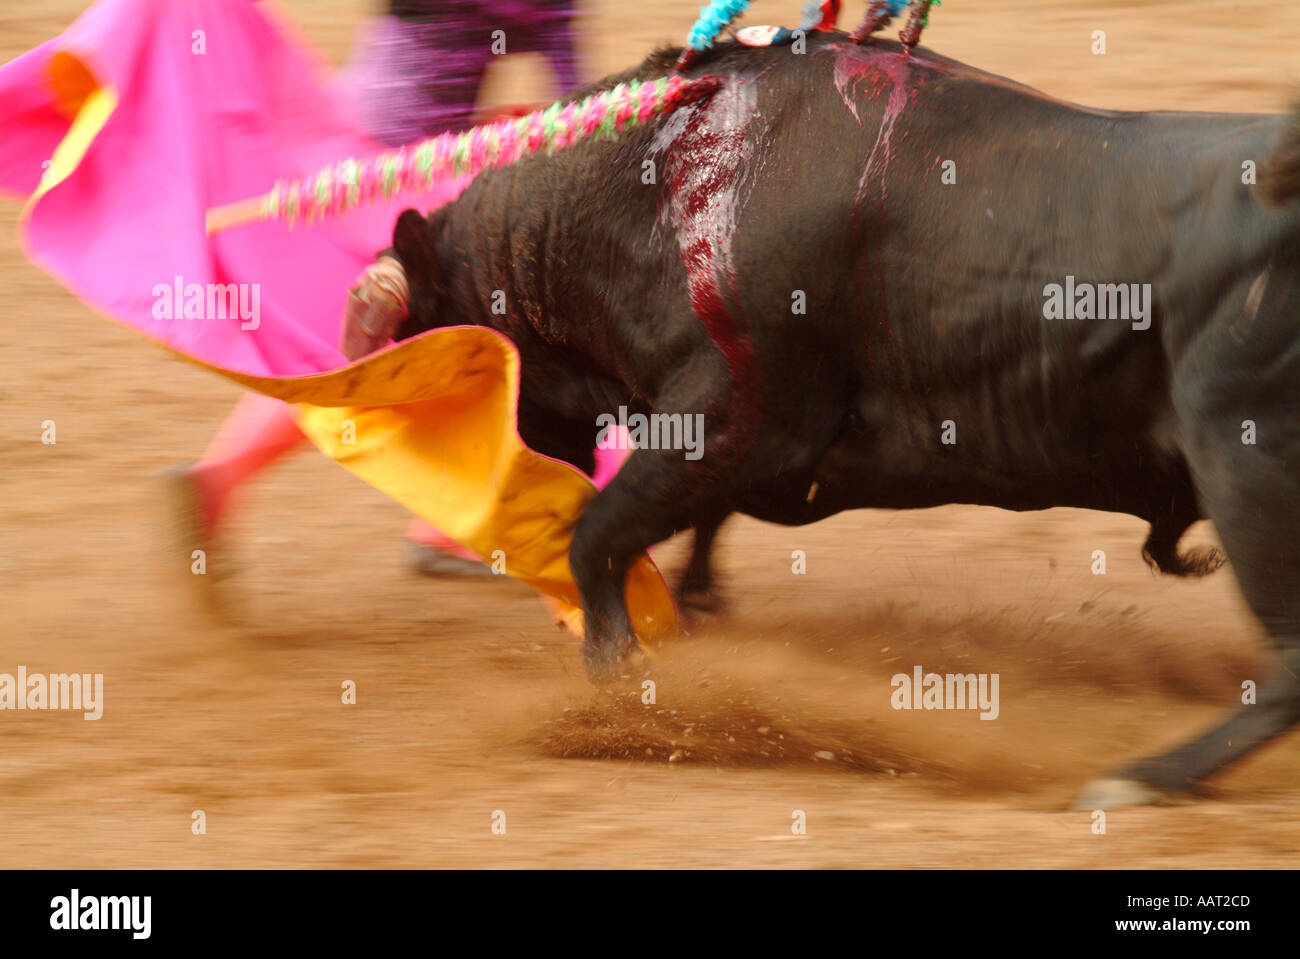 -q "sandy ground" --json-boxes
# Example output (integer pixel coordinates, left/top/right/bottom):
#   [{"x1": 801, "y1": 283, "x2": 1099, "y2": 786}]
[{"x1": 2, "y1": 0, "x2": 1300, "y2": 868}]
